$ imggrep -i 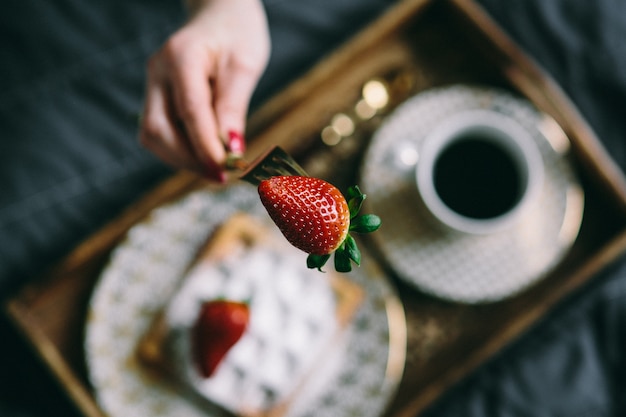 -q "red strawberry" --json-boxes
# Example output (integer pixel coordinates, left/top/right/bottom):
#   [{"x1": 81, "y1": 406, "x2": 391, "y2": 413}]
[
  {"x1": 258, "y1": 176, "x2": 350, "y2": 255},
  {"x1": 192, "y1": 300, "x2": 250, "y2": 378},
  {"x1": 258, "y1": 176, "x2": 381, "y2": 272}
]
